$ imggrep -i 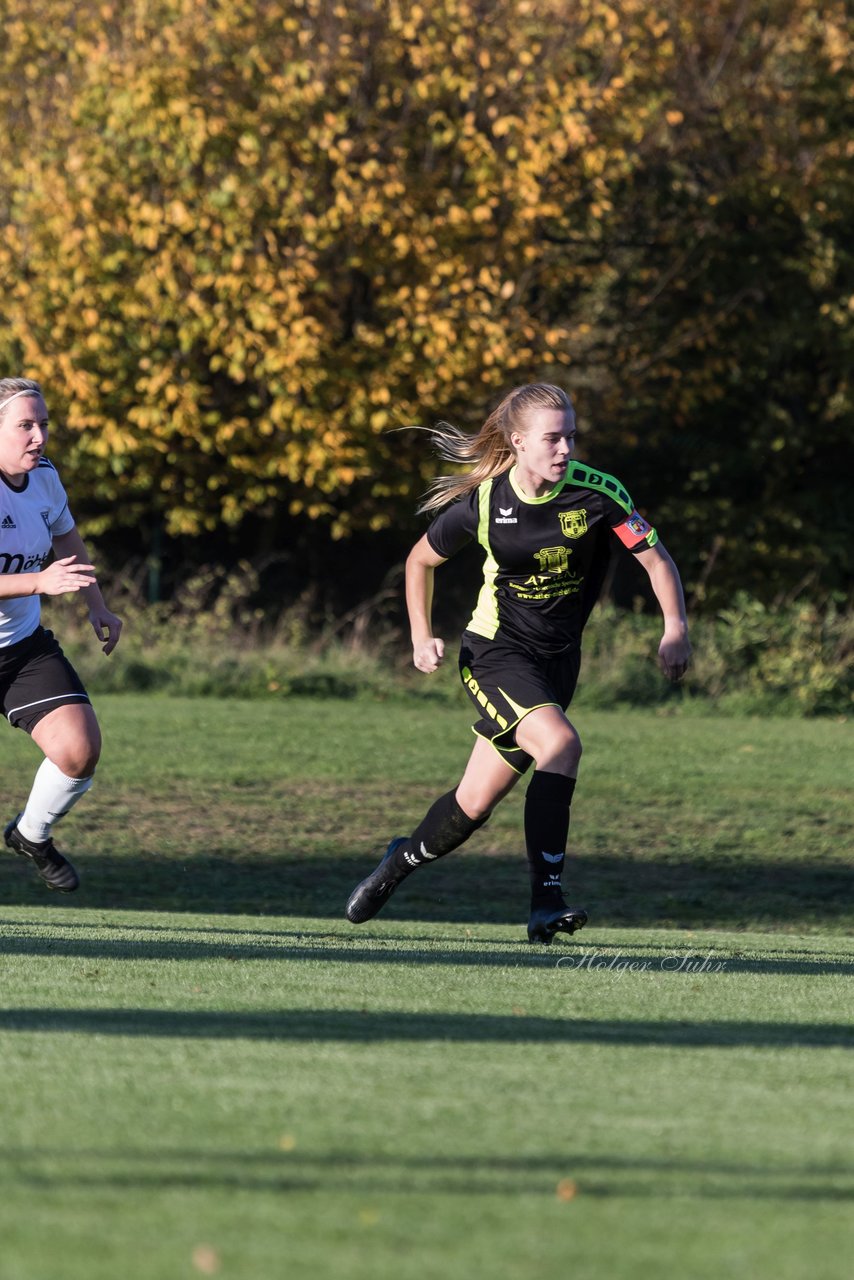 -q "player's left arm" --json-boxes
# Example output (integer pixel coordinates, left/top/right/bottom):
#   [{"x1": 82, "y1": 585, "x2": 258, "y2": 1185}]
[
  {"x1": 634, "y1": 542, "x2": 691, "y2": 681},
  {"x1": 51, "y1": 525, "x2": 123, "y2": 655}
]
